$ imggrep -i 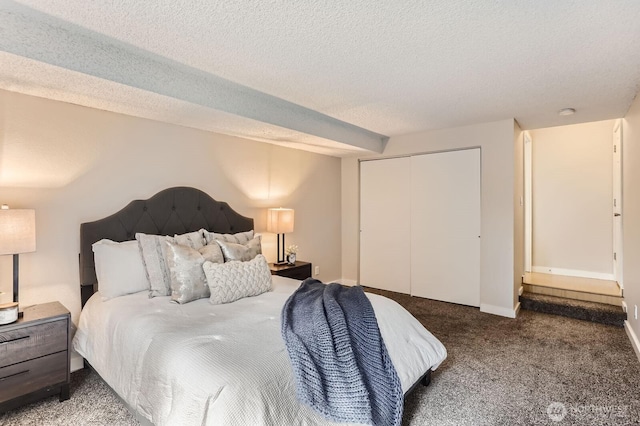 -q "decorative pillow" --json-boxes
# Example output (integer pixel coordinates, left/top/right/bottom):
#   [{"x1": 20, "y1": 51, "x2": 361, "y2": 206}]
[
  {"x1": 203, "y1": 229, "x2": 254, "y2": 245},
  {"x1": 164, "y1": 242, "x2": 224, "y2": 304},
  {"x1": 203, "y1": 254, "x2": 272, "y2": 305},
  {"x1": 136, "y1": 230, "x2": 205, "y2": 297},
  {"x1": 216, "y1": 236, "x2": 262, "y2": 262},
  {"x1": 92, "y1": 239, "x2": 148, "y2": 301},
  {"x1": 136, "y1": 233, "x2": 174, "y2": 297},
  {"x1": 173, "y1": 230, "x2": 205, "y2": 250}
]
